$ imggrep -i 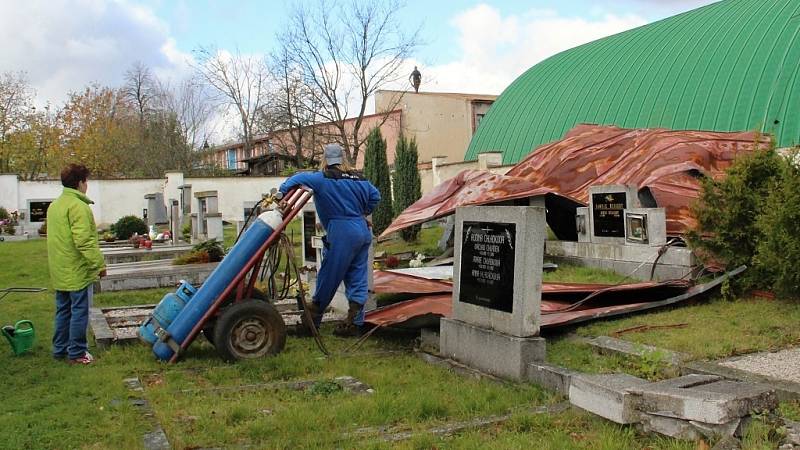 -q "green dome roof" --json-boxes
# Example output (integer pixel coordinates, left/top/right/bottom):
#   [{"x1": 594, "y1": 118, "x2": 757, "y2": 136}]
[{"x1": 466, "y1": 0, "x2": 800, "y2": 164}]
